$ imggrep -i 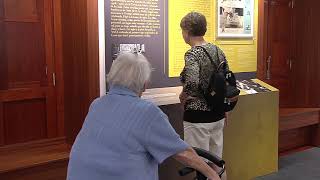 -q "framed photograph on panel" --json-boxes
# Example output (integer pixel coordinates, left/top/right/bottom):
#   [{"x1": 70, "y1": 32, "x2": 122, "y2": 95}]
[{"x1": 217, "y1": 0, "x2": 254, "y2": 38}]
